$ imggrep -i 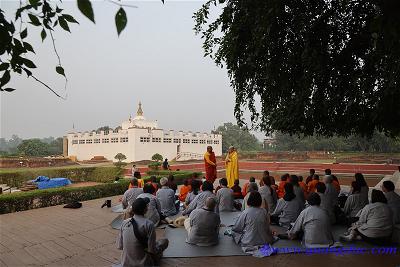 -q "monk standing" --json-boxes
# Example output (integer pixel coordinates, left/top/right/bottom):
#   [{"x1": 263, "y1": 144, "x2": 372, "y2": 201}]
[
  {"x1": 204, "y1": 146, "x2": 217, "y2": 183},
  {"x1": 225, "y1": 146, "x2": 239, "y2": 188}
]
